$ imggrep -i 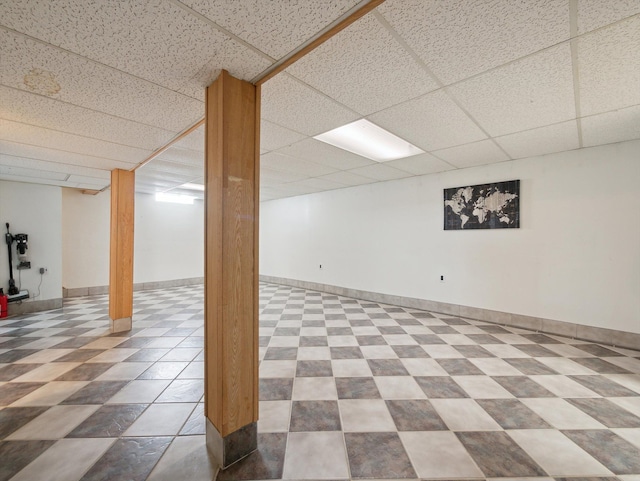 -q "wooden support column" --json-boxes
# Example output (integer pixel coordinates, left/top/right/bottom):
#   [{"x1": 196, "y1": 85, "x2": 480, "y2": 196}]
[
  {"x1": 204, "y1": 70, "x2": 259, "y2": 468},
  {"x1": 109, "y1": 169, "x2": 135, "y2": 333}
]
